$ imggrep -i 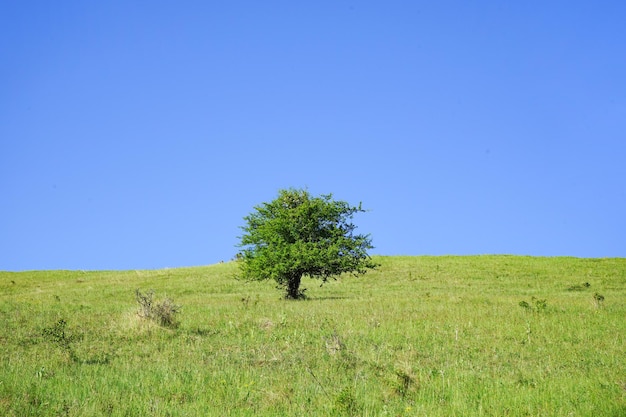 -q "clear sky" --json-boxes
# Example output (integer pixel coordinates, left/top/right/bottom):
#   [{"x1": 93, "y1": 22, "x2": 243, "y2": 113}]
[{"x1": 2, "y1": 1, "x2": 625, "y2": 271}]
